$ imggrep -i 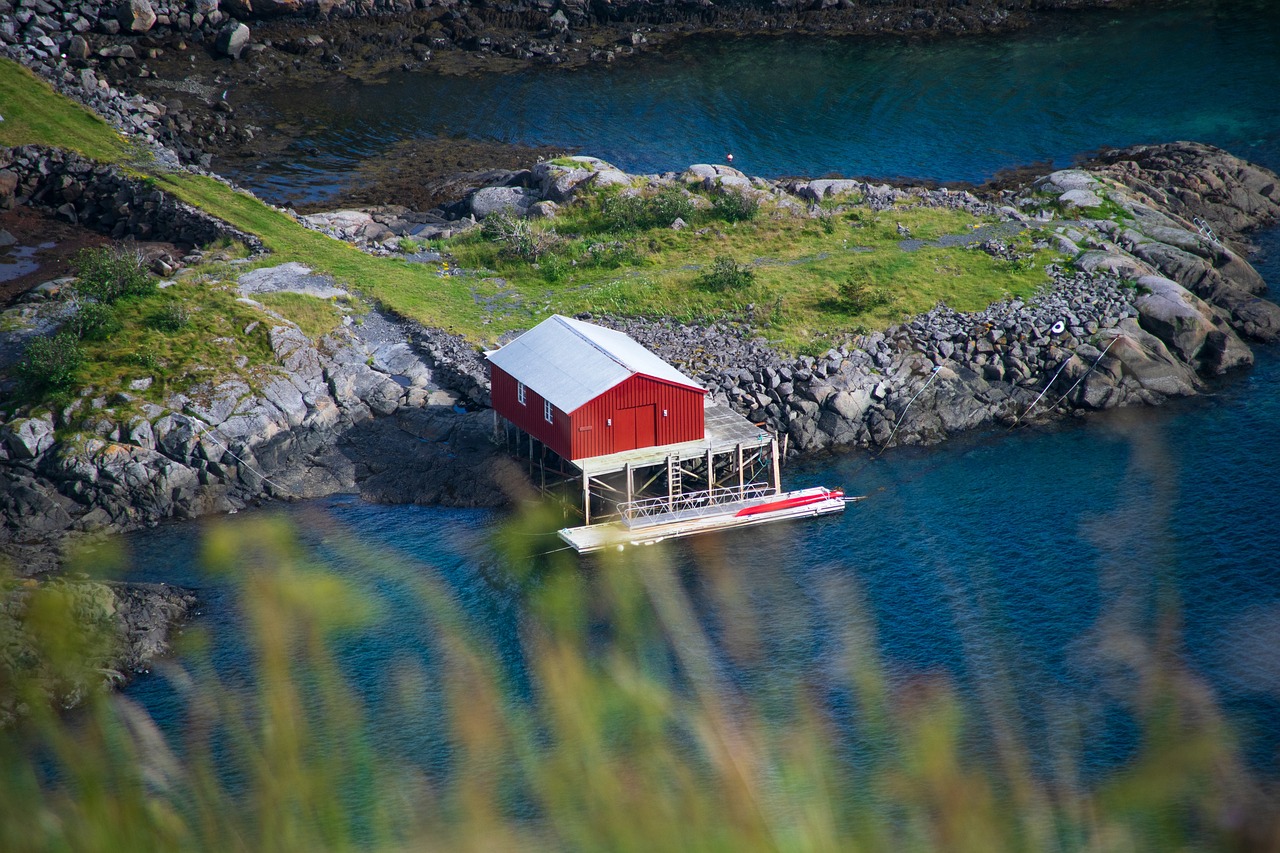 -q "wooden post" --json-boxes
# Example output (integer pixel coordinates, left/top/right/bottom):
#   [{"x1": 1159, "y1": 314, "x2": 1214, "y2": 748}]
[
  {"x1": 540, "y1": 443, "x2": 546, "y2": 493},
  {"x1": 583, "y1": 470, "x2": 591, "y2": 526},
  {"x1": 706, "y1": 448, "x2": 715, "y2": 491},
  {"x1": 736, "y1": 443, "x2": 744, "y2": 498},
  {"x1": 770, "y1": 437, "x2": 782, "y2": 495},
  {"x1": 625, "y1": 463, "x2": 633, "y2": 510}
]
